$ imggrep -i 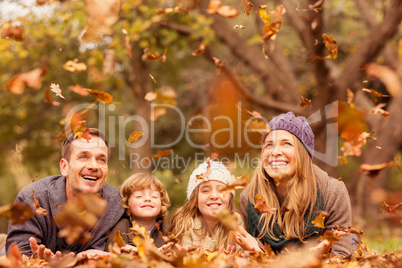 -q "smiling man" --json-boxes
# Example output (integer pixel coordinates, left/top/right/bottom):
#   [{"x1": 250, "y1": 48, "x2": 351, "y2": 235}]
[{"x1": 6, "y1": 128, "x2": 124, "y2": 258}]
